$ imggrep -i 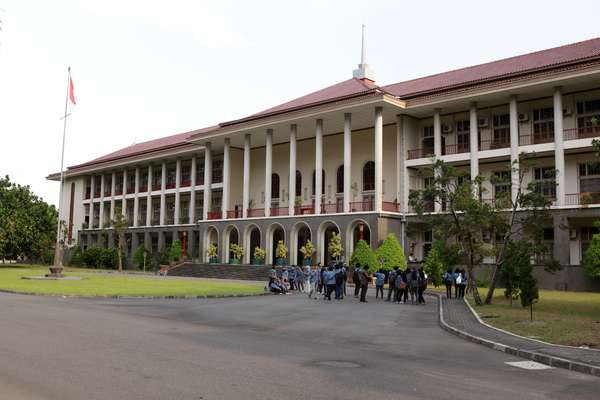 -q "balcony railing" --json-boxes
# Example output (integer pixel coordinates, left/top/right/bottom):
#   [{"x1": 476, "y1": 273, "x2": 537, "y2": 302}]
[
  {"x1": 407, "y1": 148, "x2": 434, "y2": 160},
  {"x1": 152, "y1": 183, "x2": 161, "y2": 191},
  {"x1": 321, "y1": 203, "x2": 342, "y2": 214},
  {"x1": 564, "y1": 126, "x2": 600, "y2": 141},
  {"x1": 270, "y1": 207, "x2": 289, "y2": 217},
  {"x1": 207, "y1": 211, "x2": 222, "y2": 220},
  {"x1": 349, "y1": 201, "x2": 374, "y2": 212},
  {"x1": 479, "y1": 139, "x2": 510, "y2": 151},
  {"x1": 84, "y1": 189, "x2": 91, "y2": 199},
  {"x1": 247, "y1": 208, "x2": 265, "y2": 218},
  {"x1": 213, "y1": 171, "x2": 223, "y2": 184},
  {"x1": 227, "y1": 209, "x2": 242, "y2": 219},
  {"x1": 126, "y1": 186, "x2": 134, "y2": 194},
  {"x1": 93, "y1": 190, "x2": 101, "y2": 198},
  {"x1": 382, "y1": 201, "x2": 401, "y2": 212},
  {"x1": 519, "y1": 134, "x2": 554, "y2": 146},
  {"x1": 139, "y1": 185, "x2": 148, "y2": 193},
  {"x1": 114, "y1": 188, "x2": 123, "y2": 196},
  {"x1": 180, "y1": 179, "x2": 191, "y2": 188},
  {"x1": 443, "y1": 143, "x2": 469, "y2": 155},
  {"x1": 104, "y1": 190, "x2": 112, "y2": 197},
  {"x1": 166, "y1": 182, "x2": 176, "y2": 190},
  {"x1": 565, "y1": 192, "x2": 600, "y2": 206},
  {"x1": 294, "y1": 205, "x2": 314, "y2": 215}
]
